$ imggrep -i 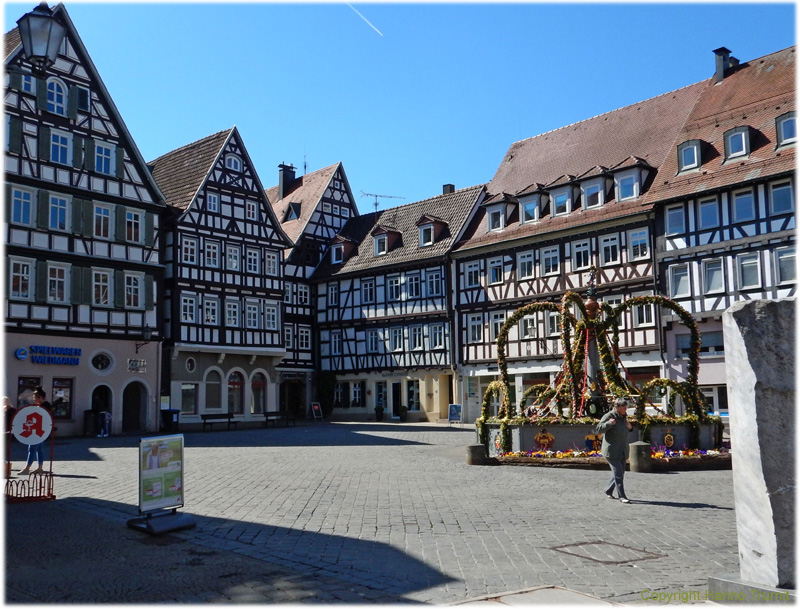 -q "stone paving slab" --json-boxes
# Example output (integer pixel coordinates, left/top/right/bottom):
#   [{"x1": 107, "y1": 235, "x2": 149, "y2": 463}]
[{"x1": 5, "y1": 422, "x2": 739, "y2": 604}]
